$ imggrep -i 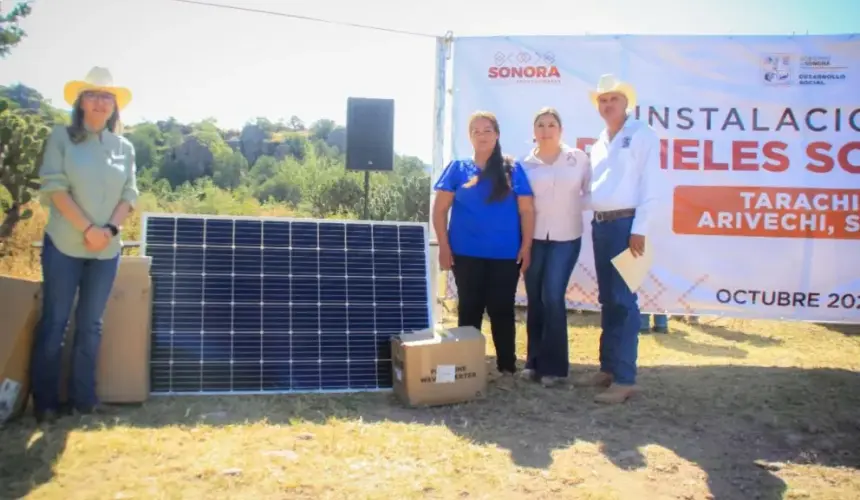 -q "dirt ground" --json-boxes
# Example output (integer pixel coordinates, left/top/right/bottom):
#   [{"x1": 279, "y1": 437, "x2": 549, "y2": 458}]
[{"x1": 1, "y1": 311, "x2": 858, "y2": 500}]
